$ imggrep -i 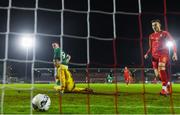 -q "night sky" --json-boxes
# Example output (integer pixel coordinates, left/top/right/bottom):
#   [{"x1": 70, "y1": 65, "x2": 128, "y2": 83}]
[{"x1": 0, "y1": 0, "x2": 180, "y2": 78}]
